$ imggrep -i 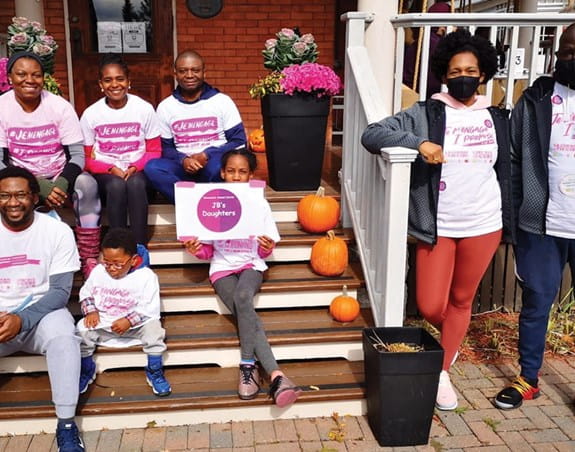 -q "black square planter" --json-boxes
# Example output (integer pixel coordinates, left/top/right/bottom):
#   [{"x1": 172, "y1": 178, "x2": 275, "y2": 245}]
[{"x1": 363, "y1": 327, "x2": 444, "y2": 447}]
